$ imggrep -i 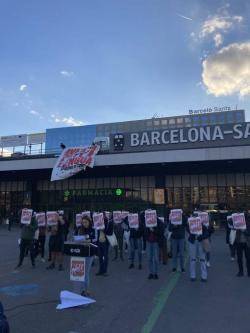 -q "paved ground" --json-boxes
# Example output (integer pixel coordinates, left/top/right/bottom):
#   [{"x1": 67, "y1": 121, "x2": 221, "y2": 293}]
[{"x1": 0, "y1": 225, "x2": 249, "y2": 333}]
